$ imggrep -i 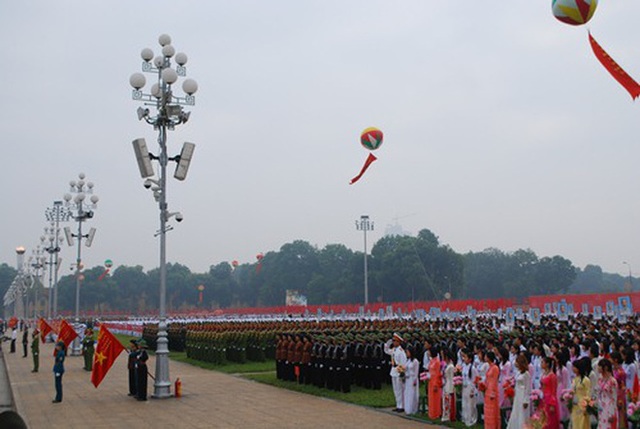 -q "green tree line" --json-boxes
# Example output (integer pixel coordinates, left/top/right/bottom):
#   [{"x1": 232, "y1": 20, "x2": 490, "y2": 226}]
[{"x1": 0, "y1": 228, "x2": 636, "y2": 315}]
